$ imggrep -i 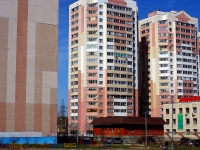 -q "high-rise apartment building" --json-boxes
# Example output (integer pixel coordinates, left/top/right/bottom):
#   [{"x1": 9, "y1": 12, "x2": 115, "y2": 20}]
[
  {"x1": 139, "y1": 11, "x2": 199, "y2": 117},
  {"x1": 0, "y1": 0, "x2": 58, "y2": 136},
  {"x1": 68, "y1": 0, "x2": 138, "y2": 136}
]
